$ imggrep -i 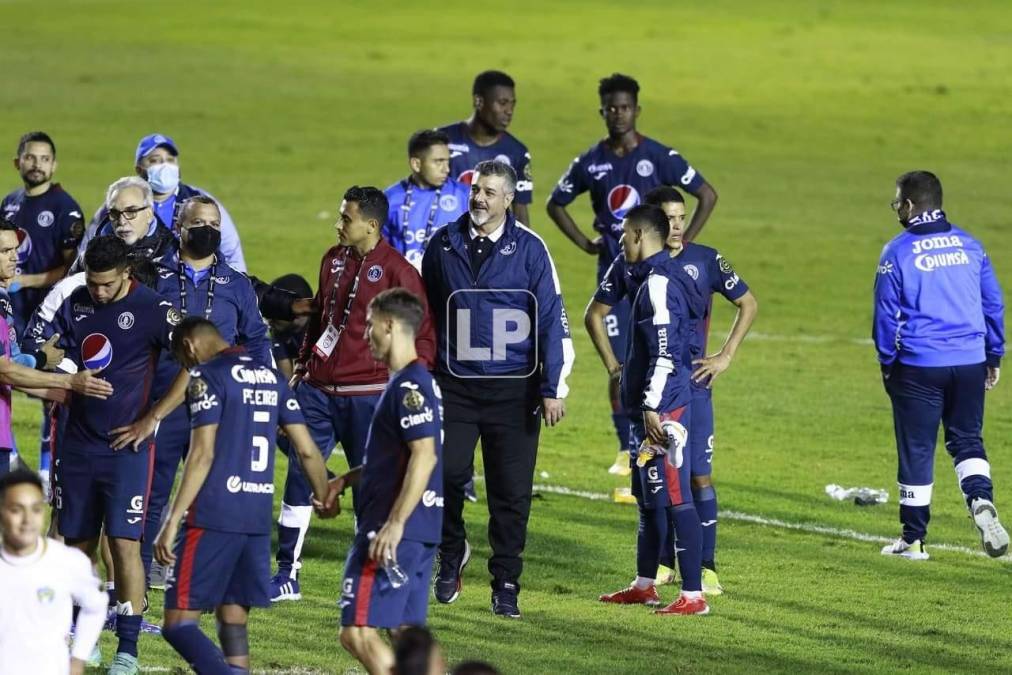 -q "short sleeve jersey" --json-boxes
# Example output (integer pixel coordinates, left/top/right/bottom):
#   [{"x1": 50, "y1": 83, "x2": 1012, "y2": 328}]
[
  {"x1": 549, "y1": 136, "x2": 705, "y2": 263},
  {"x1": 186, "y1": 349, "x2": 304, "y2": 534},
  {"x1": 439, "y1": 122, "x2": 533, "y2": 205},
  {"x1": 357, "y1": 361, "x2": 444, "y2": 544},
  {"x1": 52, "y1": 282, "x2": 178, "y2": 452}
]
